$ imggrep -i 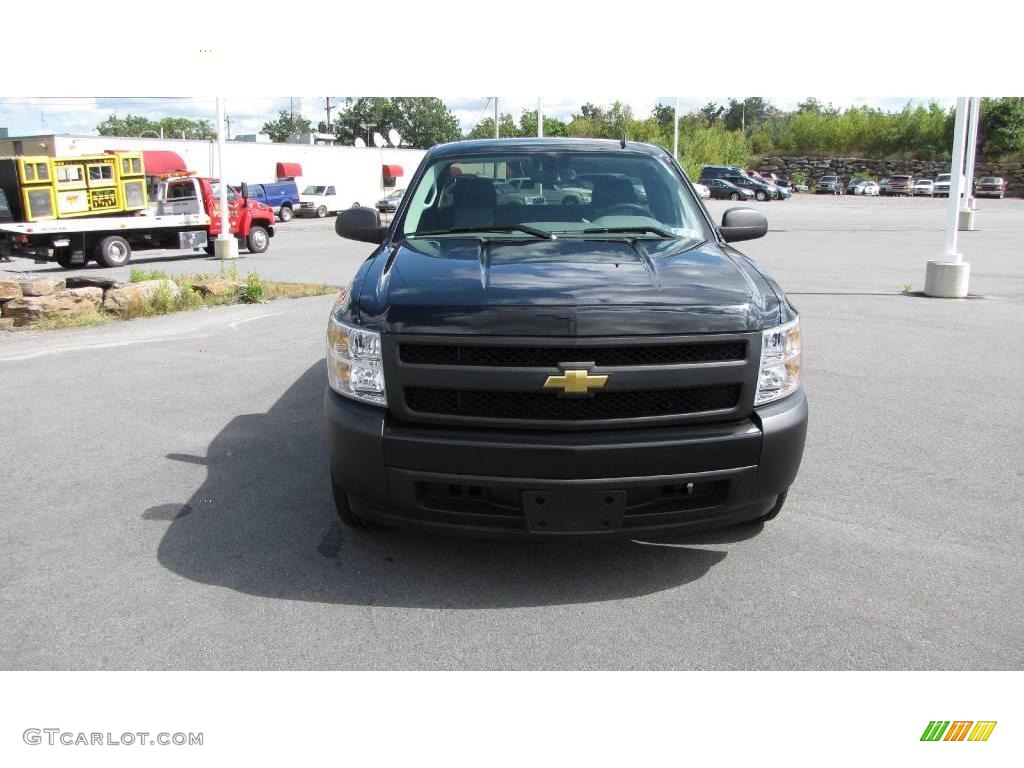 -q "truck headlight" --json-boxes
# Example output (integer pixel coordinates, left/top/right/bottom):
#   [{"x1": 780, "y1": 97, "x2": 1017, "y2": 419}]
[
  {"x1": 327, "y1": 313, "x2": 387, "y2": 406},
  {"x1": 755, "y1": 318, "x2": 801, "y2": 405}
]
